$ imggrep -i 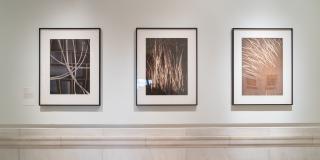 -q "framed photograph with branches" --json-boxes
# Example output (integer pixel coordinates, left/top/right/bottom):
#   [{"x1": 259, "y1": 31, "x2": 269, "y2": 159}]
[
  {"x1": 232, "y1": 28, "x2": 293, "y2": 105},
  {"x1": 136, "y1": 28, "x2": 197, "y2": 106},
  {"x1": 39, "y1": 28, "x2": 101, "y2": 106}
]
